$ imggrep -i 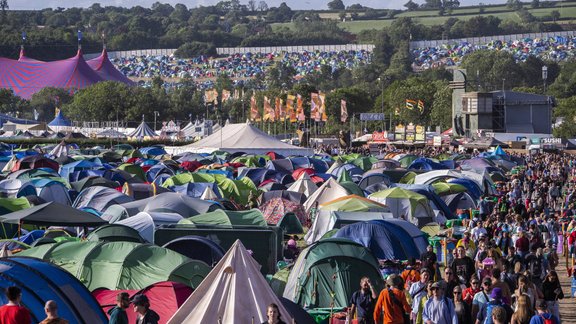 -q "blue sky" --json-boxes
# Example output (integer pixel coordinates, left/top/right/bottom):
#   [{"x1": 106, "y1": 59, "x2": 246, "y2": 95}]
[{"x1": 10, "y1": 0, "x2": 506, "y2": 11}]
